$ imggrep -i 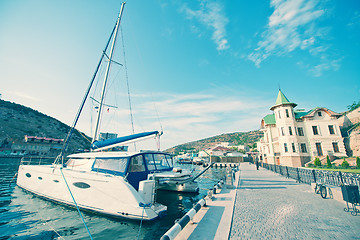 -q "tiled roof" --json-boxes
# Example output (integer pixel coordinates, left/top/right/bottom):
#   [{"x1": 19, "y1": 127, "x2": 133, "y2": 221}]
[
  {"x1": 294, "y1": 110, "x2": 309, "y2": 119},
  {"x1": 270, "y1": 90, "x2": 297, "y2": 110},
  {"x1": 263, "y1": 114, "x2": 276, "y2": 125}
]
